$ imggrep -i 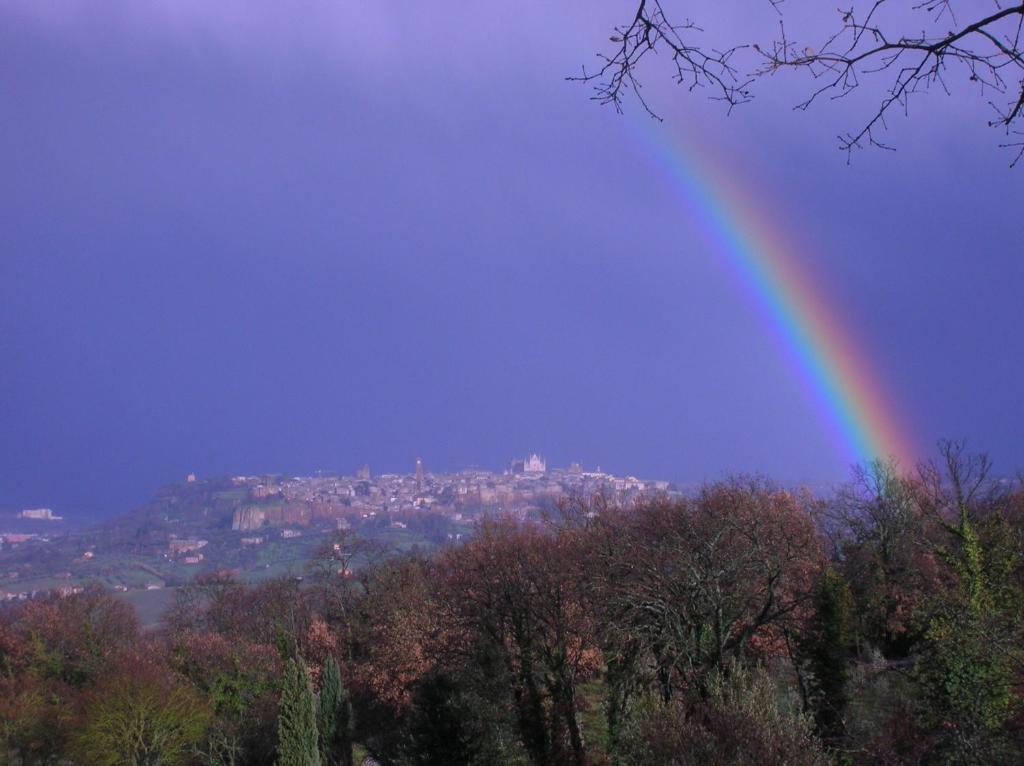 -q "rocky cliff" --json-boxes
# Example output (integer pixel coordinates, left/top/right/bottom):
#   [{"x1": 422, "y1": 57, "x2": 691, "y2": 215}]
[{"x1": 231, "y1": 506, "x2": 266, "y2": 531}]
